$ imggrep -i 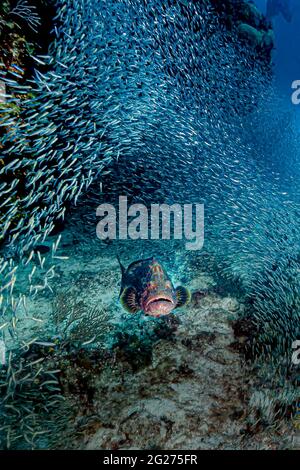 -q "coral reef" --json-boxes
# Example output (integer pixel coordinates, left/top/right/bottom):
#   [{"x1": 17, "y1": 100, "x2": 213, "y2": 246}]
[
  {"x1": 0, "y1": 1, "x2": 55, "y2": 70},
  {"x1": 51, "y1": 290, "x2": 297, "y2": 450}
]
